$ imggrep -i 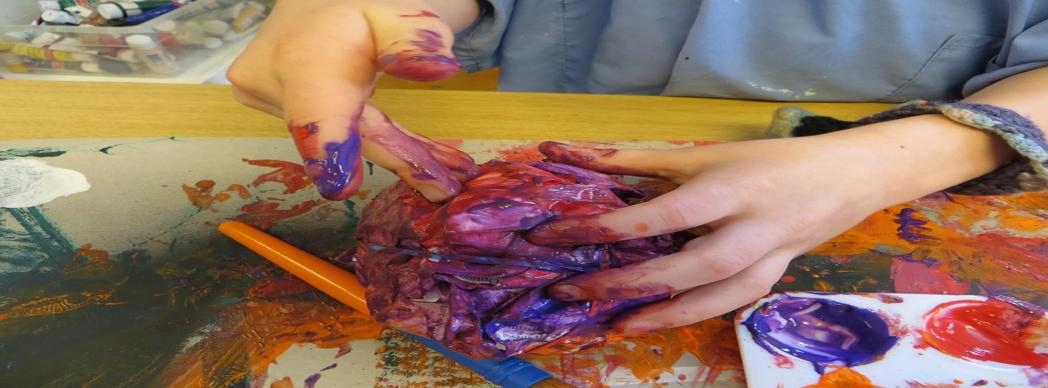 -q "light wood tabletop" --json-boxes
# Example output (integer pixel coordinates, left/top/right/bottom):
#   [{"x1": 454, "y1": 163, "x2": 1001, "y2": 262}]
[{"x1": 0, "y1": 80, "x2": 894, "y2": 141}]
